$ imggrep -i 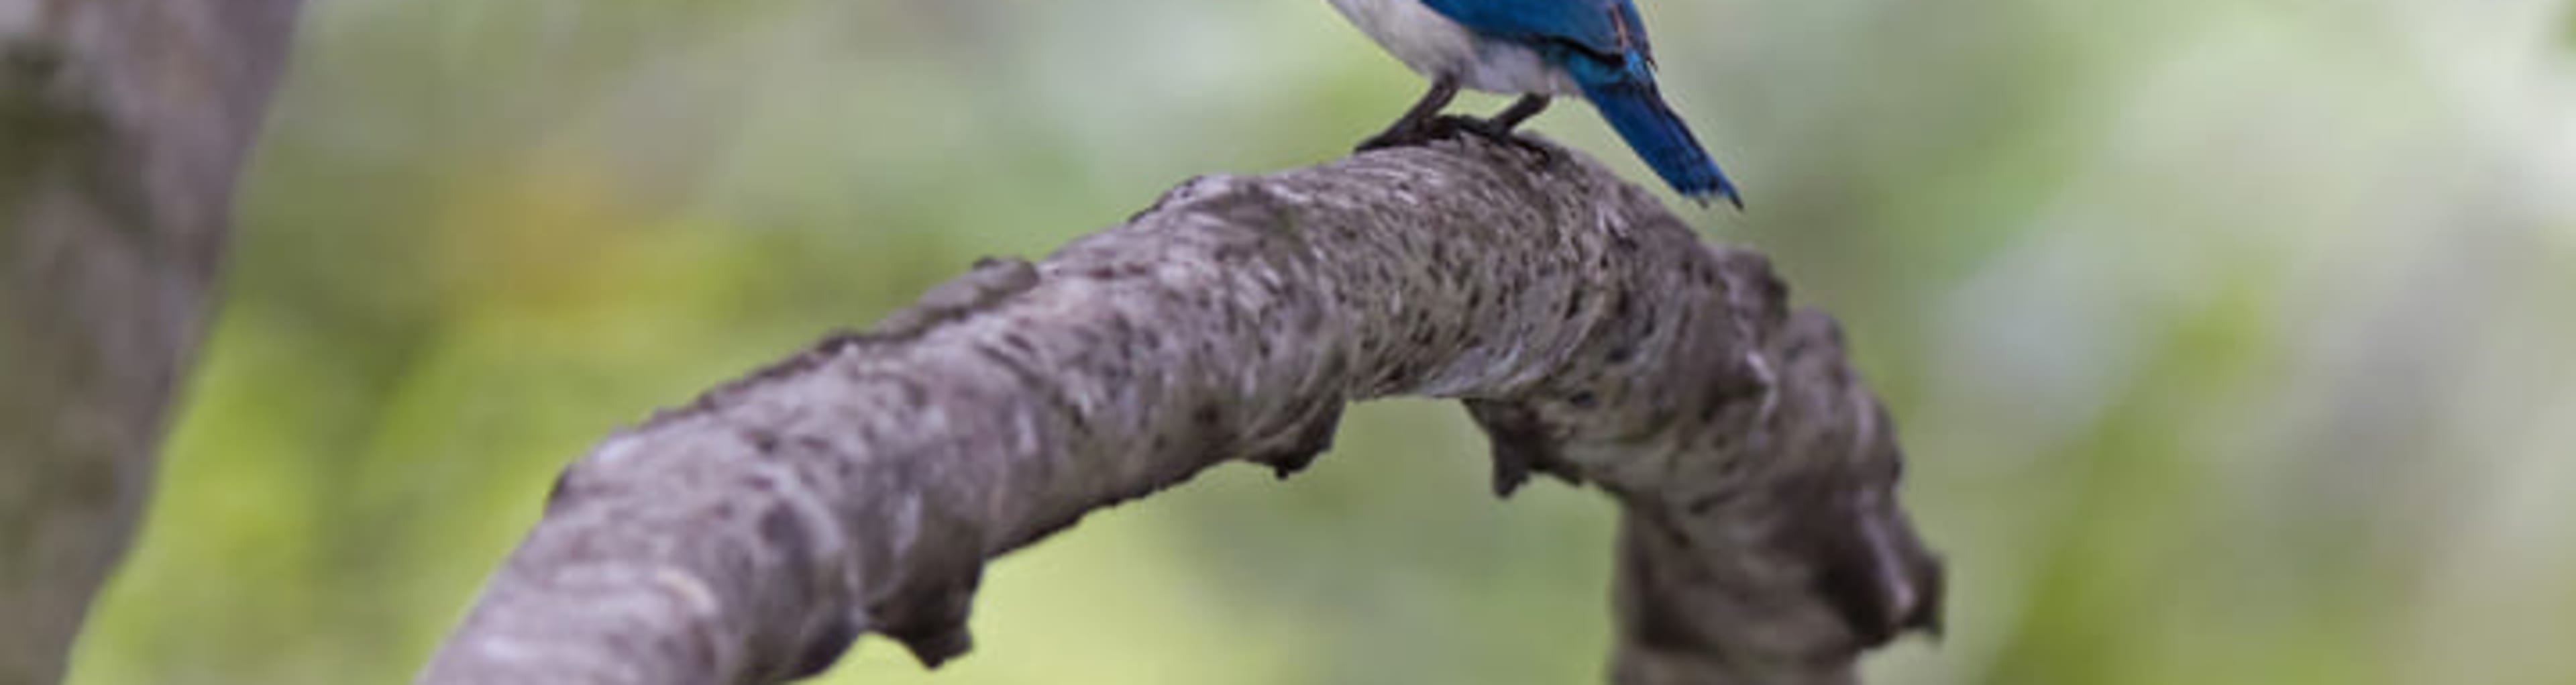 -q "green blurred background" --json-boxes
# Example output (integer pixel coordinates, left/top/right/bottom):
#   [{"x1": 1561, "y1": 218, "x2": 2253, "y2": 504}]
[{"x1": 61, "y1": 0, "x2": 2576, "y2": 683}]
